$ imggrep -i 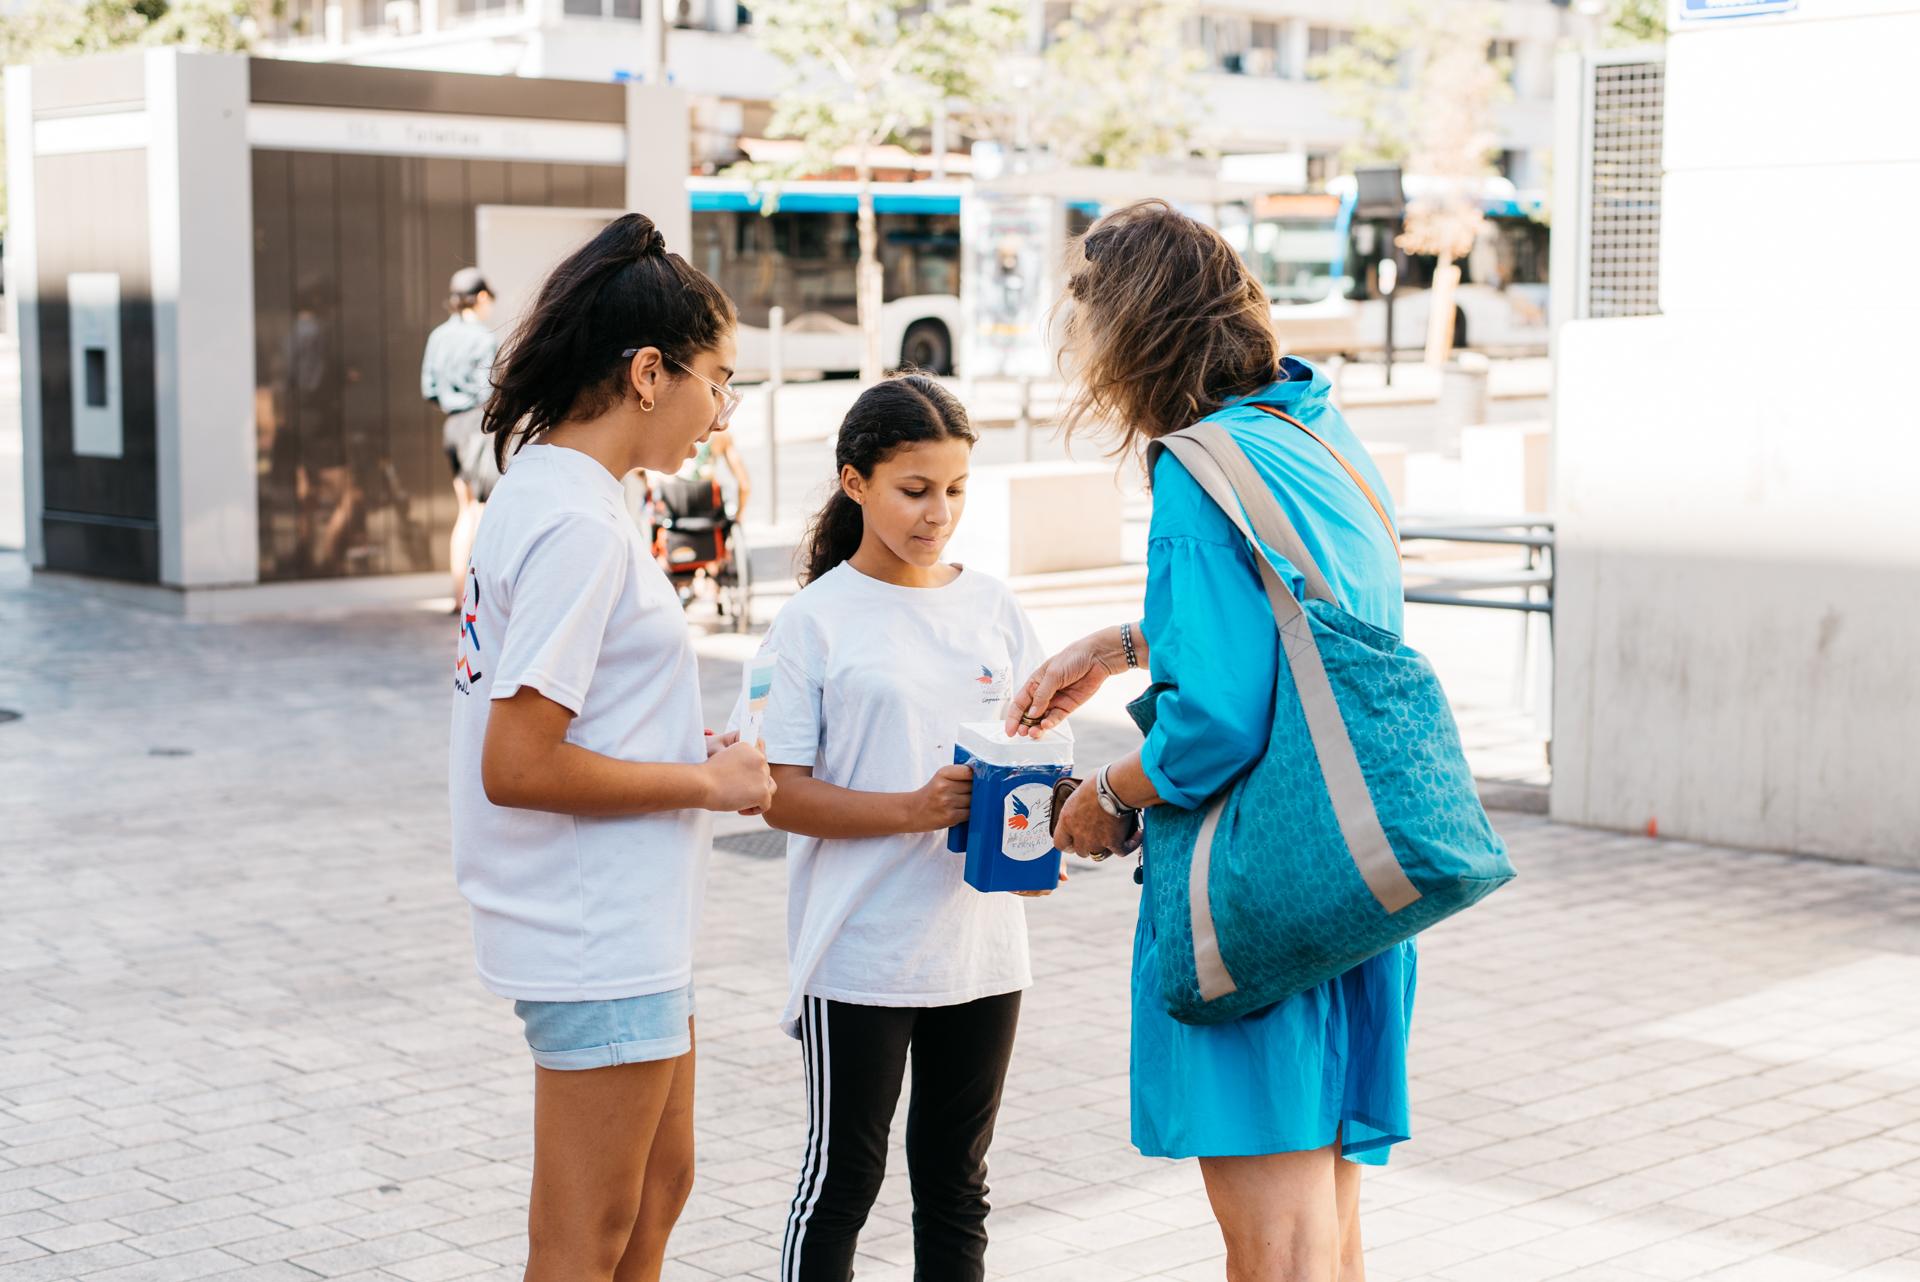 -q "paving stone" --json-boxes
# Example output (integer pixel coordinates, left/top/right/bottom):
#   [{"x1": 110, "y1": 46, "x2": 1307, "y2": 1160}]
[{"x1": 9, "y1": 554, "x2": 1920, "y2": 1280}]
